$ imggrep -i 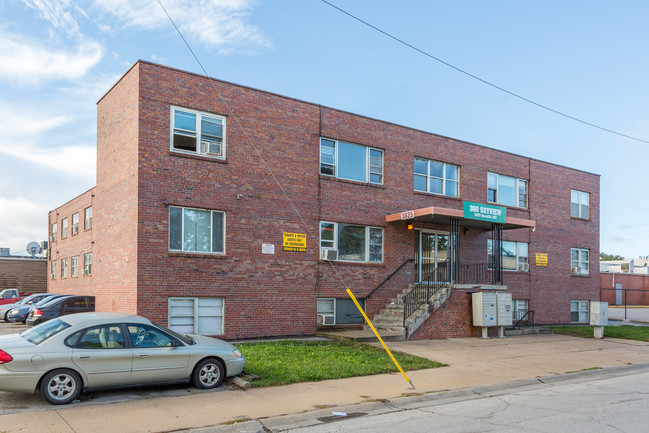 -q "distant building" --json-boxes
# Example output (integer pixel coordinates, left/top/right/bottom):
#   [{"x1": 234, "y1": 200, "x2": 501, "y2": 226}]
[
  {"x1": 48, "y1": 61, "x2": 600, "y2": 340},
  {"x1": 0, "y1": 249, "x2": 47, "y2": 293},
  {"x1": 600, "y1": 259, "x2": 649, "y2": 275}
]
